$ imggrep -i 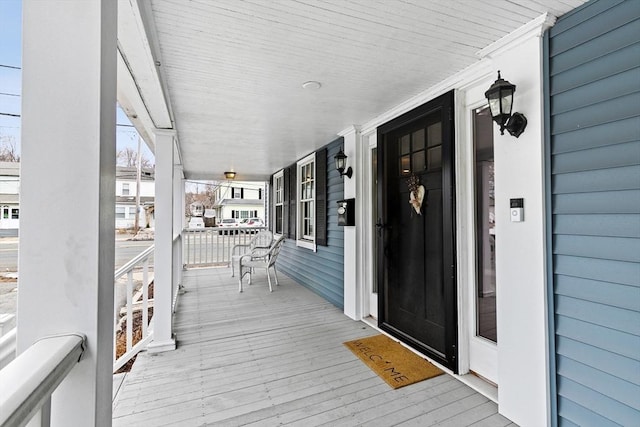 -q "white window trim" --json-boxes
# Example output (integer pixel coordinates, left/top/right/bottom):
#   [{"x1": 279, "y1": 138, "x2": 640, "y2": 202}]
[
  {"x1": 296, "y1": 153, "x2": 316, "y2": 251},
  {"x1": 273, "y1": 169, "x2": 284, "y2": 237}
]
